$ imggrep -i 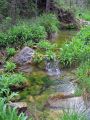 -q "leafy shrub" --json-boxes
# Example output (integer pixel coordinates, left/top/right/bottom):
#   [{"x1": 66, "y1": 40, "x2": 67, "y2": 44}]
[
  {"x1": 60, "y1": 26, "x2": 90, "y2": 67},
  {"x1": 0, "y1": 23, "x2": 47, "y2": 47},
  {"x1": 6, "y1": 47, "x2": 16, "y2": 57},
  {"x1": 37, "y1": 13, "x2": 59, "y2": 34},
  {"x1": 76, "y1": 61, "x2": 90, "y2": 92},
  {"x1": 4, "y1": 61, "x2": 16, "y2": 72},
  {"x1": 0, "y1": 98, "x2": 27, "y2": 120},
  {"x1": 60, "y1": 38, "x2": 85, "y2": 66},
  {"x1": 0, "y1": 73, "x2": 26, "y2": 89},
  {"x1": 77, "y1": 10, "x2": 90, "y2": 21},
  {"x1": 0, "y1": 32, "x2": 7, "y2": 48},
  {"x1": 76, "y1": 26, "x2": 90, "y2": 44},
  {"x1": 33, "y1": 41, "x2": 58, "y2": 63}
]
